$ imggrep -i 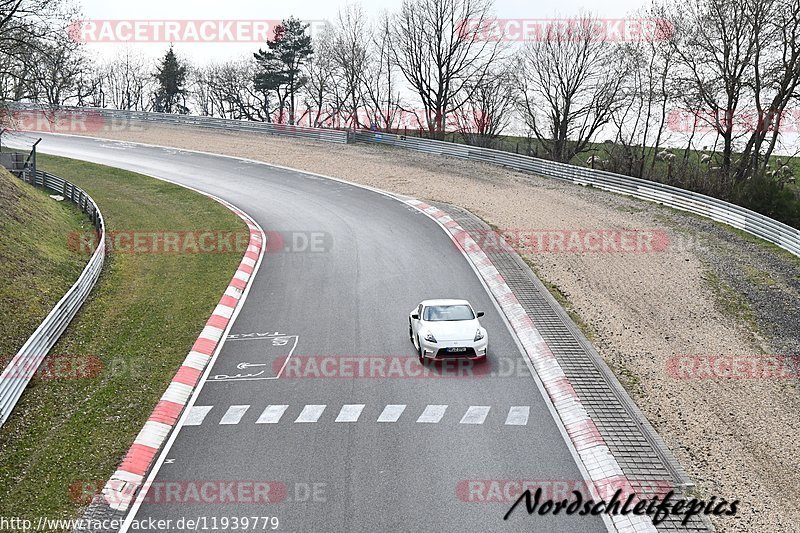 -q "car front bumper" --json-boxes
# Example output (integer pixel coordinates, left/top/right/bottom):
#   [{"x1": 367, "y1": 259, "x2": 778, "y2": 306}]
[{"x1": 419, "y1": 337, "x2": 488, "y2": 360}]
